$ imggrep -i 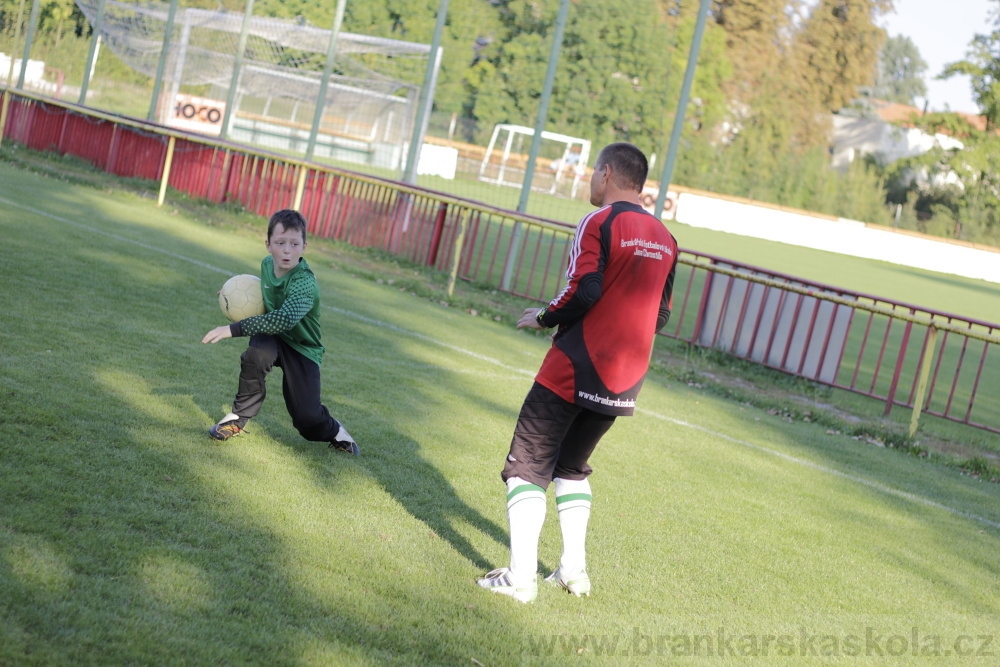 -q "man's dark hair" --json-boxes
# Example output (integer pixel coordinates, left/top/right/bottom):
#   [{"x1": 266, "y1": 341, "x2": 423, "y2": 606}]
[
  {"x1": 596, "y1": 142, "x2": 648, "y2": 192},
  {"x1": 267, "y1": 209, "x2": 308, "y2": 241}
]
